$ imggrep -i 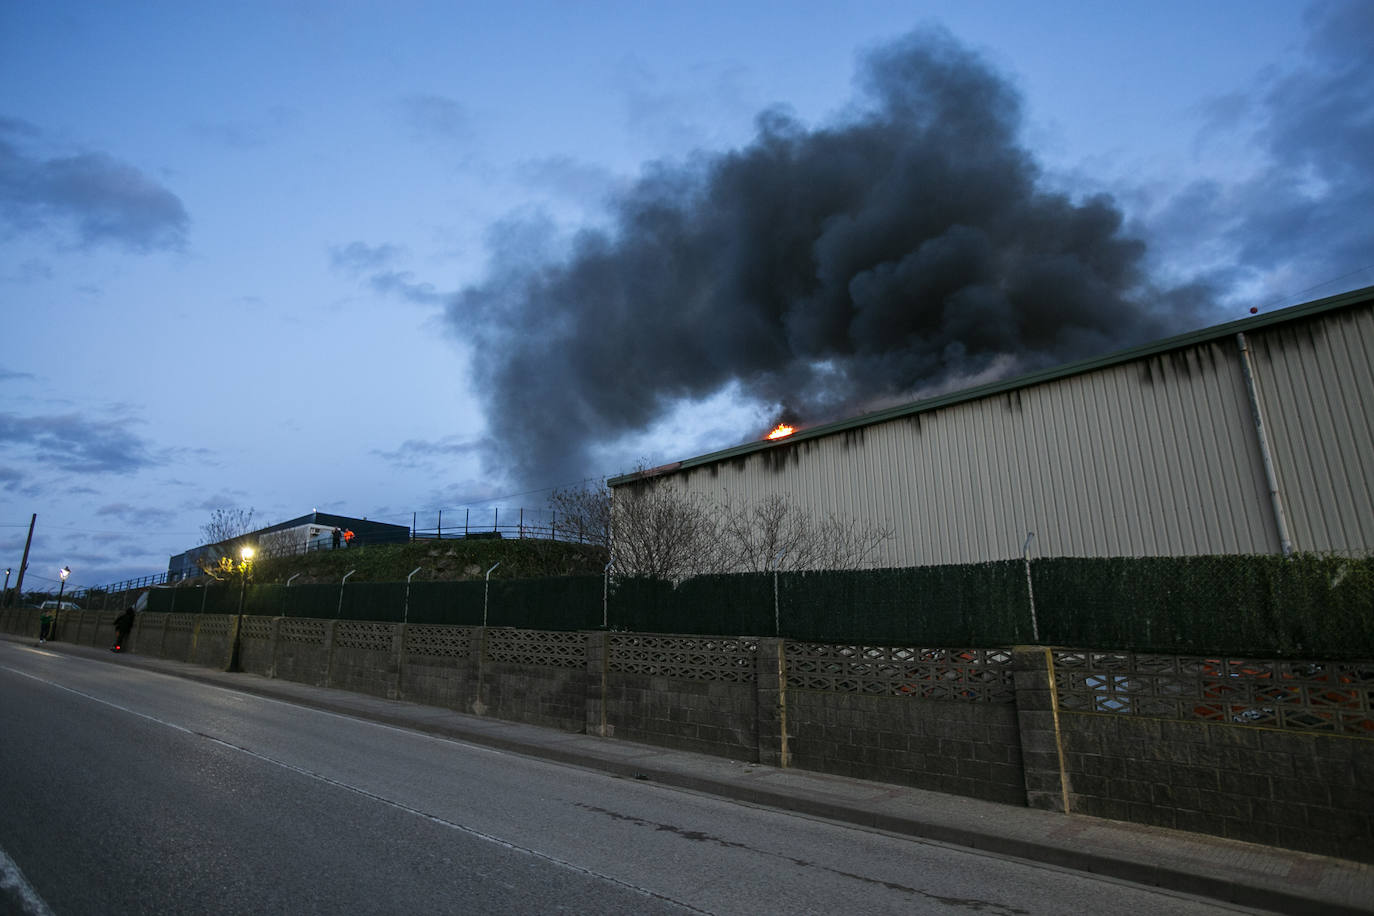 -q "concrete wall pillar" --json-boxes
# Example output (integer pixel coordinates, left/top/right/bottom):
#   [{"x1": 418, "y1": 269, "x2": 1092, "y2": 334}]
[
  {"x1": 389, "y1": 624, "x2": 406, "y2": 700},
  {"x1": 322, "y1": 620, "x2": 338, "y2": 688},
  {"x1": 584, "y1": 631, "x2": 610, "y2": 737},
  {"x1": 756, "y1": 637, "x2": 788, "y2": 768},
  {"x1": 267, "y1": 617, "x2": 283, "y2": 679},
  {"x1": 469, "y1": 626, "x2": 488, "y2": 716},
  {"x1": 1012, "y1": 646, "x2": 1072, "y2": 812}
]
